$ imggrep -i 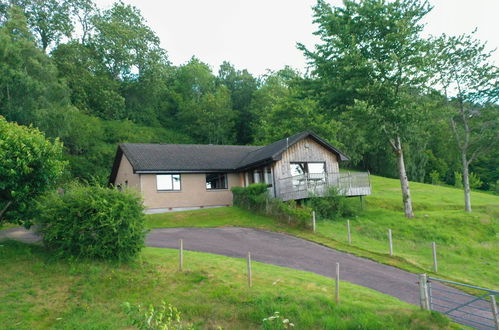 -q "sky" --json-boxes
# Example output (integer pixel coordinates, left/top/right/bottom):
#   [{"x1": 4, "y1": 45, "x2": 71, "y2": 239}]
[{"x1": 93, "y1": 0, "x2": 499, "y2": 77}]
